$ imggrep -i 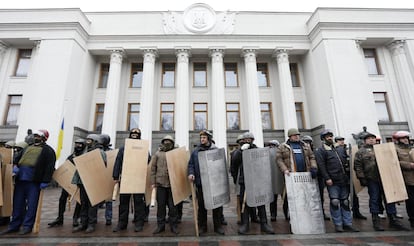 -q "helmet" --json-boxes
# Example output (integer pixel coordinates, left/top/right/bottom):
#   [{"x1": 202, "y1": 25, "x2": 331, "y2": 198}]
[
  {"x1": 361, "y1": 132, "x2": 376, "y2": 140},
  {"x1": 34, "y1": 129, "x2": 49, "y2": 141},
  {"x1": 74, "y1": 138, "x2": 86, "y2": 144},
  {"x1": 14, "y1": 141, "x2": 28, "y2": 150},
  {"x1": 99, "y1": 134, "x2": 111, "y2": 146},
  {"x1": 86, "y1": 134, "x2": 100, "y2": 143},
  {"x1": 5, "y1": 140, "x2": 15, "y2": 148},
  {"x1": 129, "y1": 128, "x2": 141, "y2": 139},
  {"x1": 287, "y1": 128, "x2": 300, "y2": 137},
  {"x1": 161, "y1": 135, "x2": 174, "y2": 144},
  {"x1": 269, "y1": 140, "x2": 280, "y2": 146},
  {"x1": 199, "y1": 130, "x2": 213, "y2": 138},
  {"x1": 236, "y1": 134, "x2": 244, "y2": 144},
  {"x1": 320, "y1": 129, "x2": 333, "y2": 140},
  {"x1": 301, "y1": 135, "x2": 313, "y2": 143},
  {"x1": 243, "y1": 132, "x2": 255, "y2": 140},
  {"x1": 334, "y1": 136, "x2": 345, "y2": 142},
  {"x1": 392, "y1": 131, "x2": 410, "y2": 140}
]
